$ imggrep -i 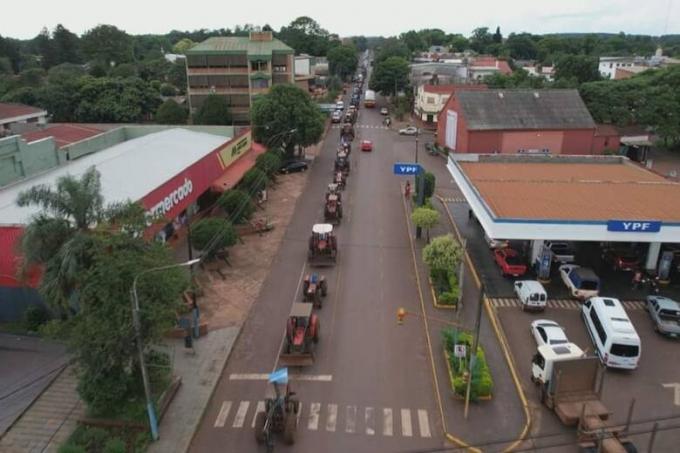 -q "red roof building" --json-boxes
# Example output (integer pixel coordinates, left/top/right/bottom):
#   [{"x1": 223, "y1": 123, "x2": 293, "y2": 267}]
[
  {"x1": 22, "y1": 124, "x2": 105, "y2": 148},
  {"x1": 0, "y1": 103, "x2": 47, "y2": 135},
  {"x1": 468, "y1": 56, "x2": 513, "y2": 80},
  {"x1": 416, "y1": 84, "x2": 487, "y2": 126}
]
